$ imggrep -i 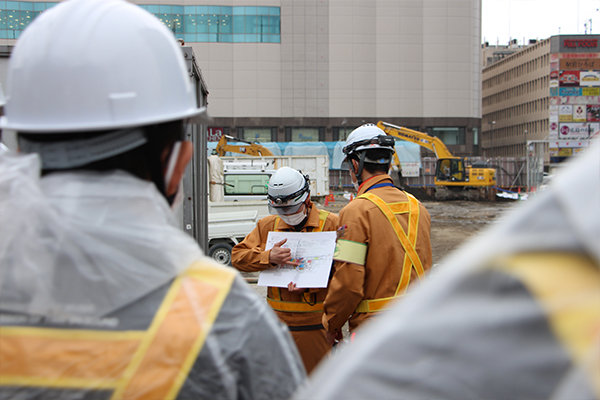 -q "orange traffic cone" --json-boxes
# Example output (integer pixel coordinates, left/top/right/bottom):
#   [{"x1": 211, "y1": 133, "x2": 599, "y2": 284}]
[{"x1": 349, "y1": 194, "x2": 354, "y2": 201}]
